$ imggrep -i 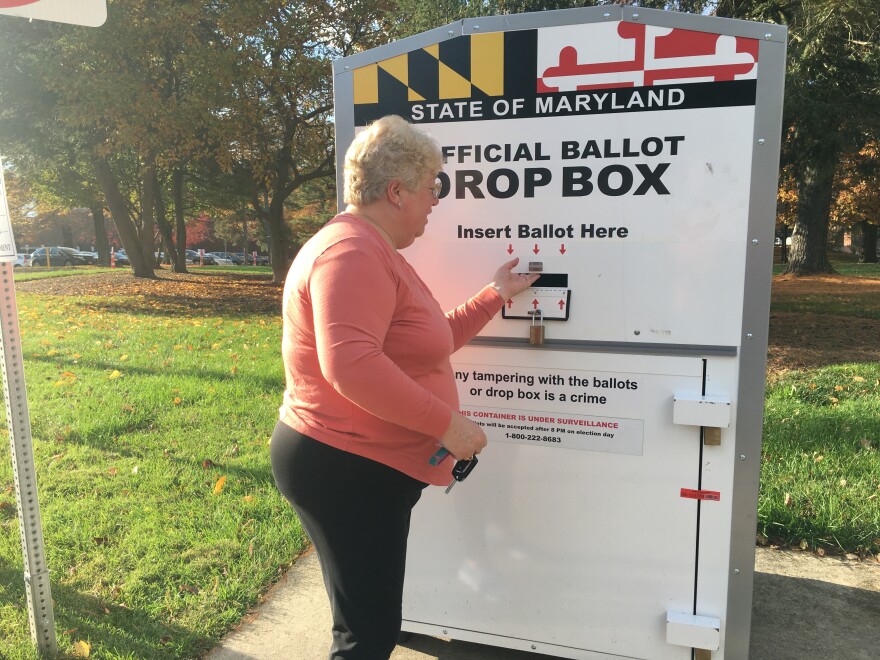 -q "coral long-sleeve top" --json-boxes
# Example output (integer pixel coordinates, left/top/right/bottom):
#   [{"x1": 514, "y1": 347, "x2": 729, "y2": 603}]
[{"x1": 279, "y1": 213, "x2": 503, "y2": 486}]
